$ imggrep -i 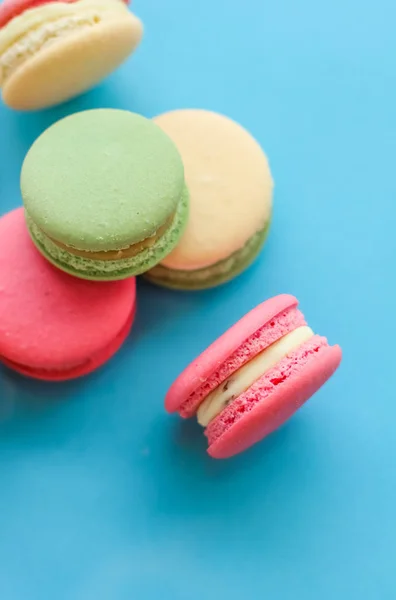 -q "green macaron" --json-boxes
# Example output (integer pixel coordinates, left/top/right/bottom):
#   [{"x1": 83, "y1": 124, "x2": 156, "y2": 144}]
[{"x1": 21, "y1": 109, "x2": 189, "y2": 281}]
